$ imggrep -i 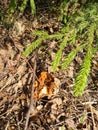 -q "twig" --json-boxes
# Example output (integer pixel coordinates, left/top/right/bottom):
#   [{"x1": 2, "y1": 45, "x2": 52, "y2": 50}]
[
  {"x1": 5, "y1": 121, "x2": 9, "y2": 130},
  {"x1": 24, "y1": 51, "x2": 37, "y2": 130},
  {"x1": 0, "y1": 73, "x2": 17, "y2": 92},
  {"x1": 82, "y1": 101, "x2": 97, "y2": 105},
  {"x1": 89, "y1": 98, "x2": 96, "y2": 130},
  {"x1": 26, "y1": 58, "x2": 38, "y2": 81}
]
